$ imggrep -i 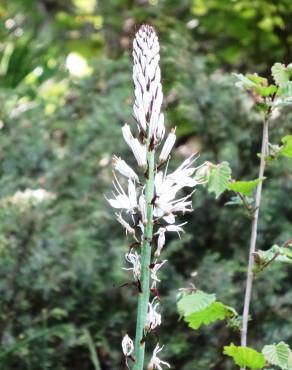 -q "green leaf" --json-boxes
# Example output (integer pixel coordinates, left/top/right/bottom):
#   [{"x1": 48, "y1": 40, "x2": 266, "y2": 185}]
[
  {"x1": 208, "y1": 161, "x2": 232, "y2": 198},
  {"x1": 254, "y1": 244, "x2": 292, "y2": 273},
  {"x1": 280, "y1": 135, "x2": 292, "y2": 158},
  {"x1": 185, "y1": 301, "x2": 236, "y2": 329},
  {"x1": 262, "y1": 342, "x2": 291, "y2": 369},
  {"x1": 272, "y1": 63, "x2": 290, "y2": 88},
  {"x1": 246, "y1": 73, "x2": 267, "y2": 86},
  {"x1": 177, "y1": 290, "x2": 216, "y2": 316},
  {"x1": 228, "y1": 178, "x2": 265, "y2": 196},
  {"x1": 256, "y1": 84, "x2": 278, "y2": 97},
  {"x1": 224, "y1": 344, "x2": 266, "y2": 369},
  {"x1": 281, "y1": 245, "x2": 292, "y2": 260}
]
